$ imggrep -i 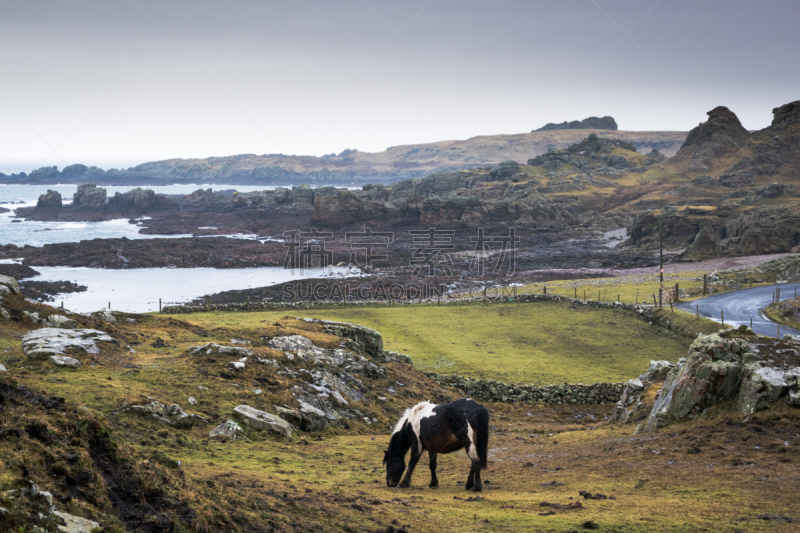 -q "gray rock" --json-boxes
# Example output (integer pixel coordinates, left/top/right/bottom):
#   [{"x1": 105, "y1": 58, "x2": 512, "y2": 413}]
[
  {"x1": 127, "y1": 401, "x2": 205, "y2": 428},
  {"x1": 787, "y1": 390, "x2": 800, "y2": 408},
  {"x1": 188, "y1": 396, "x2": 197, "y2": 405},
  {"x1": 209, "y1": 420, "x2": 244, "y2": 441},
  {"x1": 22, "y1": 328, "x2": 118, "y2": 359},
  {"x1": 49, "y1": 355, "x2": 81, "y2": 369},
  {"x1": 188, "y1": 343, "x2": 253, "y2": 358},
  {"x1": 53, "y1": 510, "x2": 99, "y2": 533},
  {"x1": 233, "y1": 405, "x2": 292, "y2": 436},
  {"x1": 275, "y1": 404, "x2": 328, "y2": 432},
  {"x1": 0, "y1": 363, "x2": 5, "y2": 372},
  {"x1": 0, "y1": 274, "x2": 20, "y2": 295},
  {"x1": 639, "y1": 360, "x2": 677, "y2": 383},
  {"x1": 626, "y1": 379, "x2": 644, "y2": 392},
  {"x1": 229, "y1": 361, "x2": 246, "y2": 371},
  {"x1": 46, "y1": 314, "x2": 79, "y2": 329},
  {"x1": 37, "y1": 490, "x2": 53, "y2": 509},
  {"x1": 380, "y1": 350, "x2": 413, "y2": 364},
  {"x1": 90, "y1": 310, "x2": 116, "y2": 323},
  {"x1": 738, "y1": 365, "x2": 789, "y2": 415}
]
